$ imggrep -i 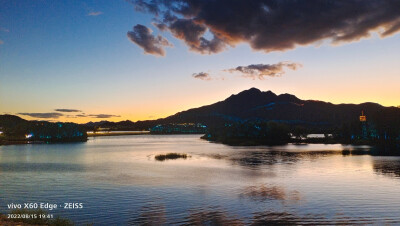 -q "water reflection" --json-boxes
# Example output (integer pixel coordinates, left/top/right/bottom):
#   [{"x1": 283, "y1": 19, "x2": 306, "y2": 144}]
[
  {"x1": 182, "y1": 208, "x2": 243, "y2": 226},
  {"x1": 0, "y1": 163, "x2": 85, "y2": 172},
  {"x1": 1, "y1": 135, "x2": 400, "y2": 225},
  {"x1": 228, "y1": 150, "x2": 342, "y2": 169},
  {"x1": 373, "y1": 158, "x2": 400, "y2": 178},
  {"x1": 240, "y1": 184, "x2": 301, "y2": 203},
  {"x1": 126, "y1": 205, "x2": 379, "y2": 225},
  {"x1": 128, "y1": 205, "x2": 244, "y2": 226},
  {"x1": 250, "y1": 210, "x2": 388, "y2": 225},
  {"x1": 128, "y1": 203, "x2": 166, "y2": 226},
  {"x1": 250, "y1": 211, "x2": 337, "y2": 225},
  {"x1": 341, "y1": 149, "x2": 371, "y2": 156}
]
